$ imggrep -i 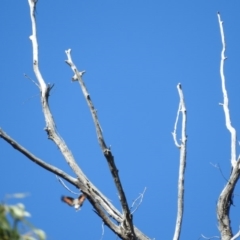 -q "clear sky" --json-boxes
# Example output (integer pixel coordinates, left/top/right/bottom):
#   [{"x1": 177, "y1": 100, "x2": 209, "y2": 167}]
[{"x1": 1, "y1": 1, "x2": 240, "y2": 239}]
